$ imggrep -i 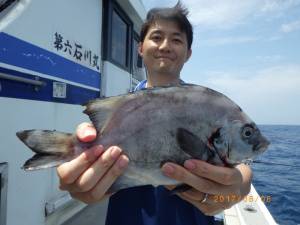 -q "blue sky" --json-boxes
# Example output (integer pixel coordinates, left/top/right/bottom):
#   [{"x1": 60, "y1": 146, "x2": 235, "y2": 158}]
[{"x1": 141, "y1": 0, "x2": 300, "y2": 125}]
